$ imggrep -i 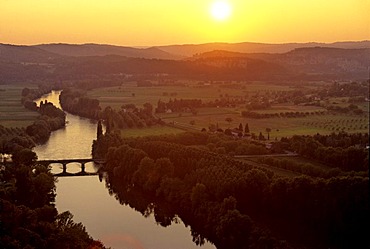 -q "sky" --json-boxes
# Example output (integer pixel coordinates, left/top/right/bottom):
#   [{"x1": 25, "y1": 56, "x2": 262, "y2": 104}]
[{"x1": 1, "y1": 0, "x2": 369, "y2": 46}]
